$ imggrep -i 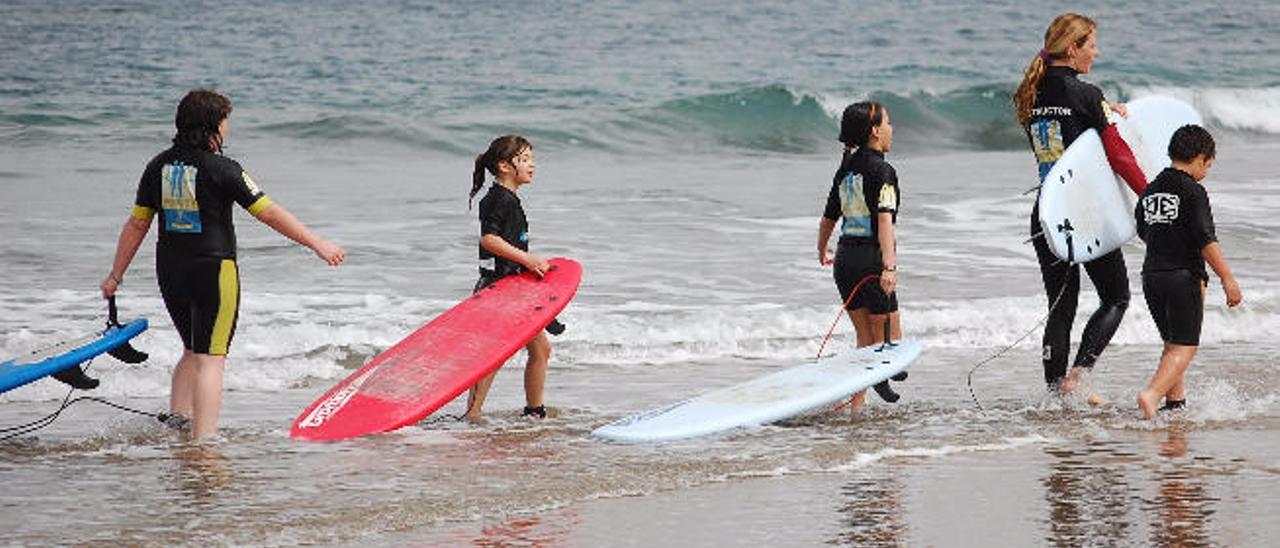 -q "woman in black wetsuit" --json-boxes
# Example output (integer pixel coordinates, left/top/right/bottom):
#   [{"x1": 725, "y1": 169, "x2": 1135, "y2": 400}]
[{"x1": 1013, "y1": 13, "x2": 1145, "y2": 395}]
